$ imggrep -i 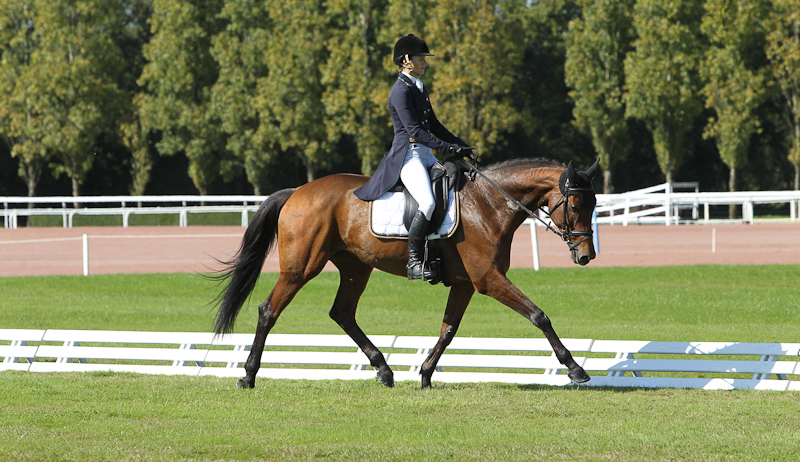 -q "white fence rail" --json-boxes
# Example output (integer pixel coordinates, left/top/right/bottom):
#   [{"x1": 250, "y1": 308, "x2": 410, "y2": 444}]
[
  {"x1": 3, "y1": 185, "x2": 800, "y2": 229},
  {"x1": 595, "y1": 183, "x2": 800, "y2": 226},
  {"x1": 1, "y1": 195, "x2": 267, "y2": 229},
  {"x1": 3, "y1": 330, "x2": 798, "y2": 390}
]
